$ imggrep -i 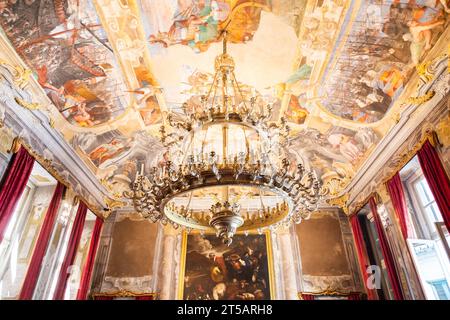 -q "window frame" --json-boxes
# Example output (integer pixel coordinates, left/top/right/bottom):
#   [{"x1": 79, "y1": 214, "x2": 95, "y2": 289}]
[{"x1": 404, "y1": 172, "x2": 437, "y2": 240}]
